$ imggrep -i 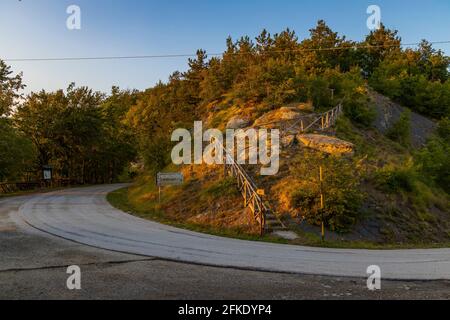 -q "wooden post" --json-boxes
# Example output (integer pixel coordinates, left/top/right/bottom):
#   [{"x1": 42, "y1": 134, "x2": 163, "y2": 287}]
[
  {"x1": 159, "y1": 186, "x2": 162, "y2": 204},
  {"x1": 260, "y1": 211, "x2": 265, "y2": 236},
  {"x1": 301, "y1": 120, "x2": 304, "y2": 132},
  {"x1": 319, "y1": 166, "x2": 325, "y2": 242},
  {"x1": 243, "y1": 182, "x2": 247, "y2": 207}
]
